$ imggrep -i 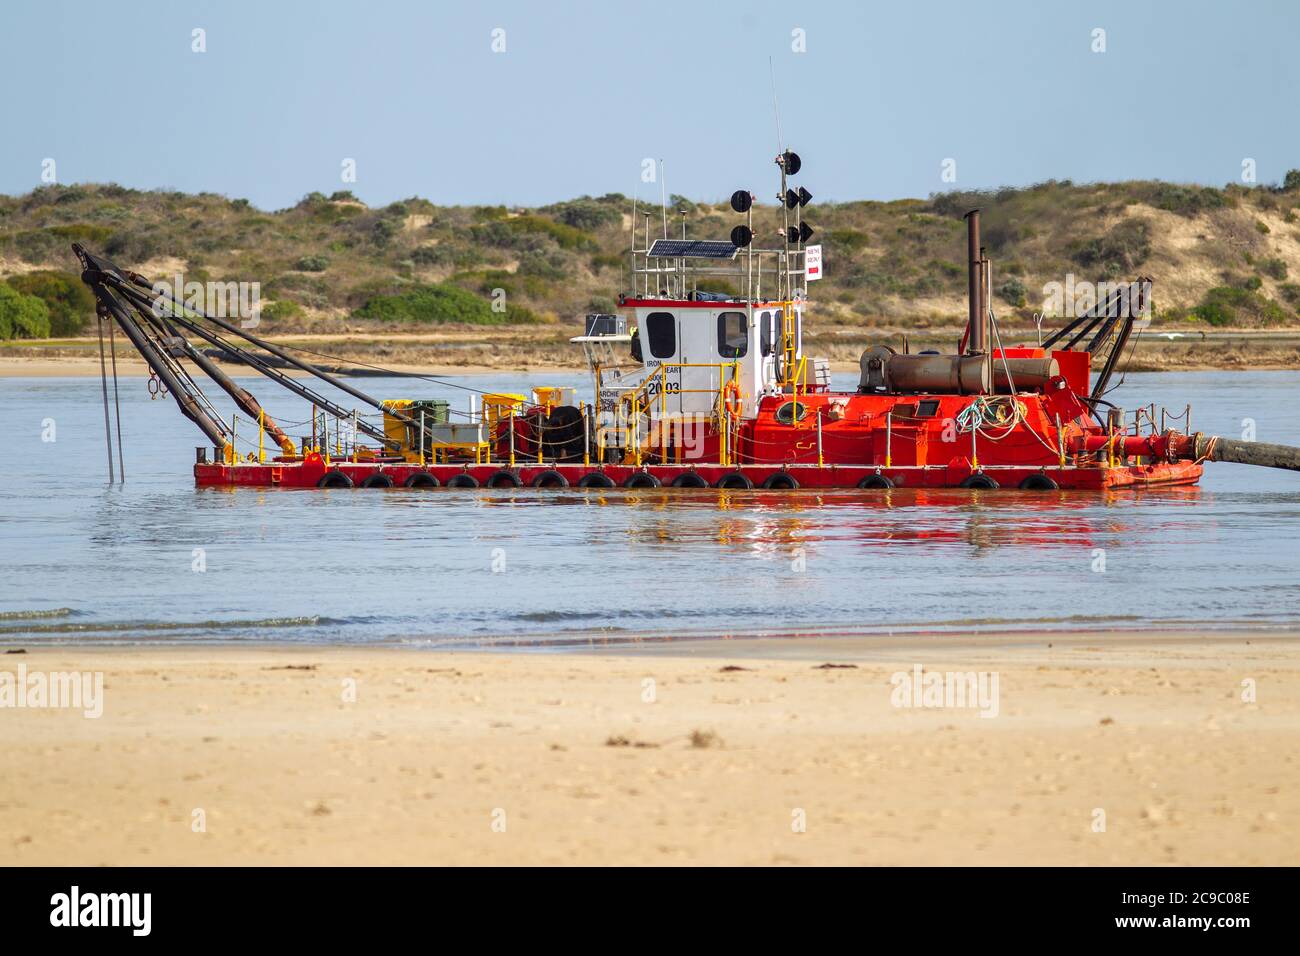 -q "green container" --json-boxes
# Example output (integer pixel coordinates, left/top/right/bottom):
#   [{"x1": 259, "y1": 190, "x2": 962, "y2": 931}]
[{"x1": 409, "y1": 399, "x2": 450, "y2": 424}]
